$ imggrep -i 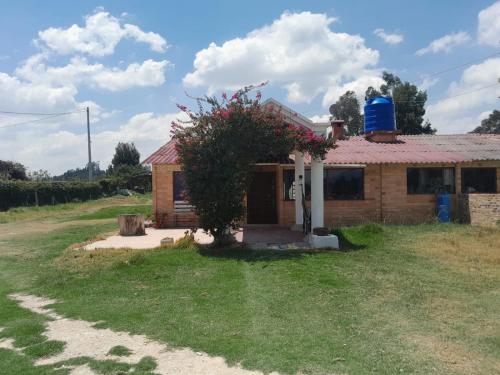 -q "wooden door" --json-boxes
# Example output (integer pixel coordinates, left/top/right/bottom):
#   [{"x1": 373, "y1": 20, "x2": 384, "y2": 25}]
[{"x1": 247, "y1": 172, "x2": 277, "y2": 224}]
